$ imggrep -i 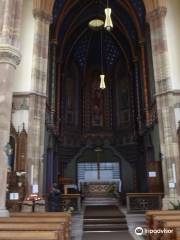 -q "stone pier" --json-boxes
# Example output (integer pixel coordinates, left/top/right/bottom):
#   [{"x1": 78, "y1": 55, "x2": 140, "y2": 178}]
[{"x1": 0, "y1": 0, "x2": 23, "y2": 216}]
